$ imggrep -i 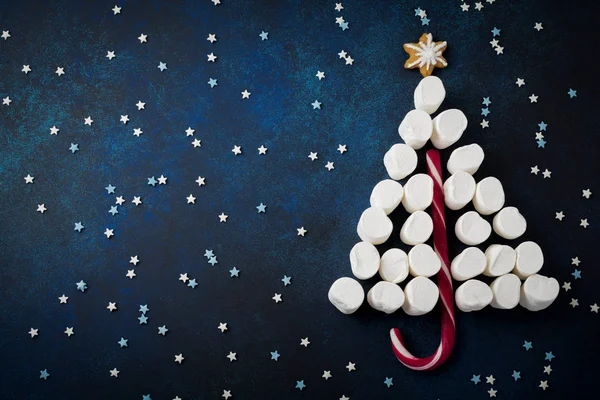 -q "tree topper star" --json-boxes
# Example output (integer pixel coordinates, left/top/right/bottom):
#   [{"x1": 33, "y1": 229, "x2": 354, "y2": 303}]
[{"x1": 403, "y1": 33, "x2": 448, "y2": 77}]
